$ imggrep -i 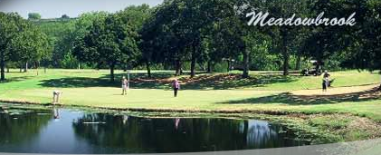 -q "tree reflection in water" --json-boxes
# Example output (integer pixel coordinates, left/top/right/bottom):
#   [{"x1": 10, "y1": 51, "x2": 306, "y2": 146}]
[
  {"x1": 0, "y1": 106, "x2": 309, "y2": 154},
  {"x1": 0, "y1": 107, "x2": 52, "y2": 145},
  {"x1": 72, "y1": 113, "x2": 309, "y2": 153},
  {"x1": 244, "y1": 120, "x2": 305, "y2": 148}
]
